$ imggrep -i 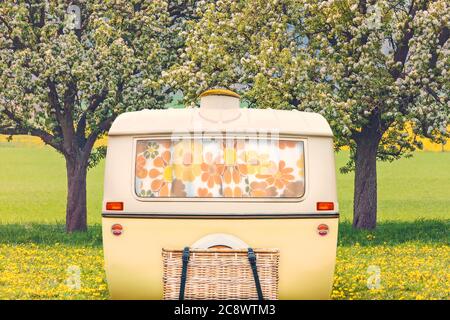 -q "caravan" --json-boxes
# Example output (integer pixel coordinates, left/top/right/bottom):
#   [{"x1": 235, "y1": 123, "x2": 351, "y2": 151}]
[{"x1": 102, "y1": 89, "x2": 338, "y2": 299}]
